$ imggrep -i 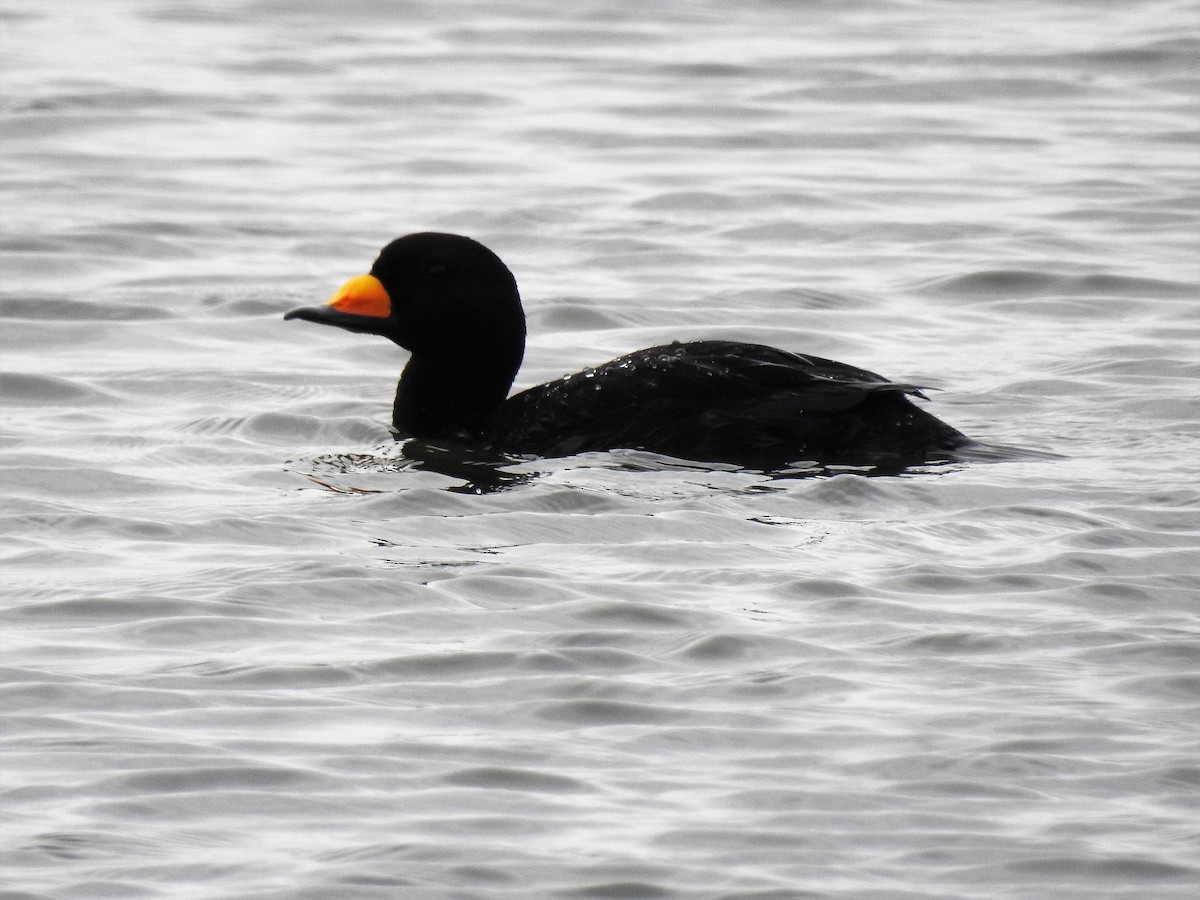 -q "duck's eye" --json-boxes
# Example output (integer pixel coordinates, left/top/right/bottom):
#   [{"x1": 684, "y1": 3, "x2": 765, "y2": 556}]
[{"x1": 426, "y1": 263, "x2": 448, "y2": 281}]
